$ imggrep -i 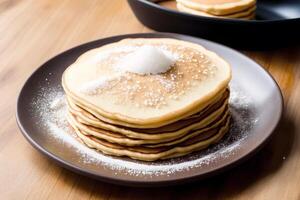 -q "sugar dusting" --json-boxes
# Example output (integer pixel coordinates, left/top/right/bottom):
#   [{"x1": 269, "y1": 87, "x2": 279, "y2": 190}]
[
  {"x1": 79, "y1": 75, "x2": 124, "y2": 95},
  {"x1": 30, "y1": 82, "x2": 258, "y2": 177},
  {"x1": 78, "y1": 45, "x2": 178, "y2": 96},
  {"x1": 76, "y1": 44, "x2": 216, "y2": 109}
]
